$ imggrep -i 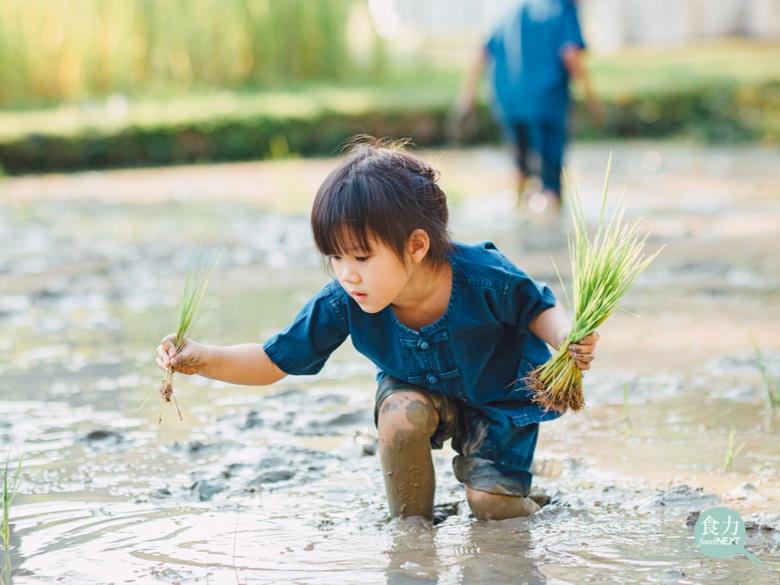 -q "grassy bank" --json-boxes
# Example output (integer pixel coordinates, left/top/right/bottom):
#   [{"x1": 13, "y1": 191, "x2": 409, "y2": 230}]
[{"x1": 0, "y1": 41, "x2": 778, "y2": 174}]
